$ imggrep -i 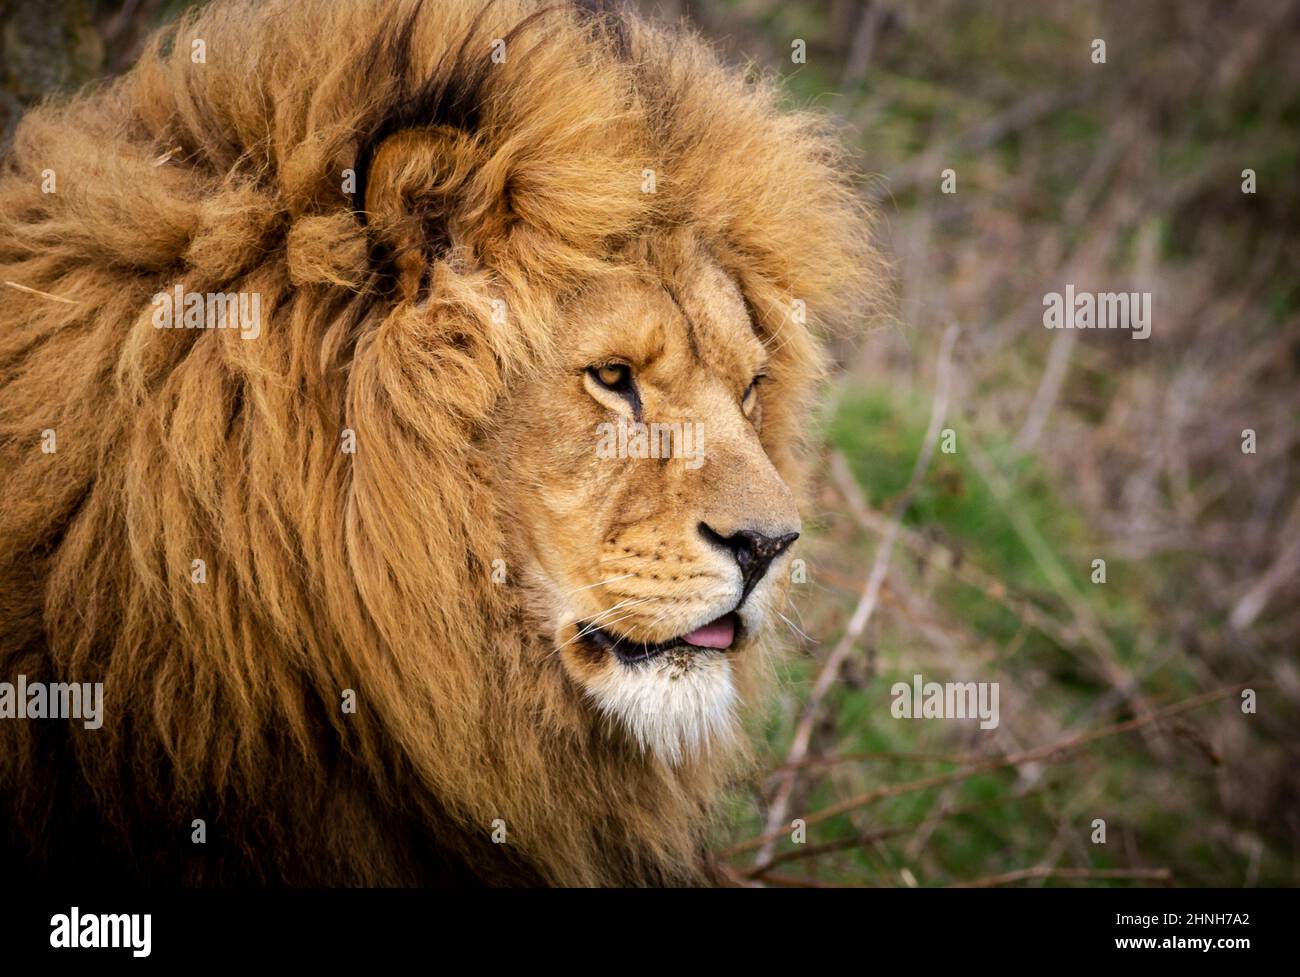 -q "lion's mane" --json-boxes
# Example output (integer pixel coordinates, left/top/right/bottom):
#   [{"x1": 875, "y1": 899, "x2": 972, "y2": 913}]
[{"x1": 0, "y1": 0, "x2": 876, "y2": 885}]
